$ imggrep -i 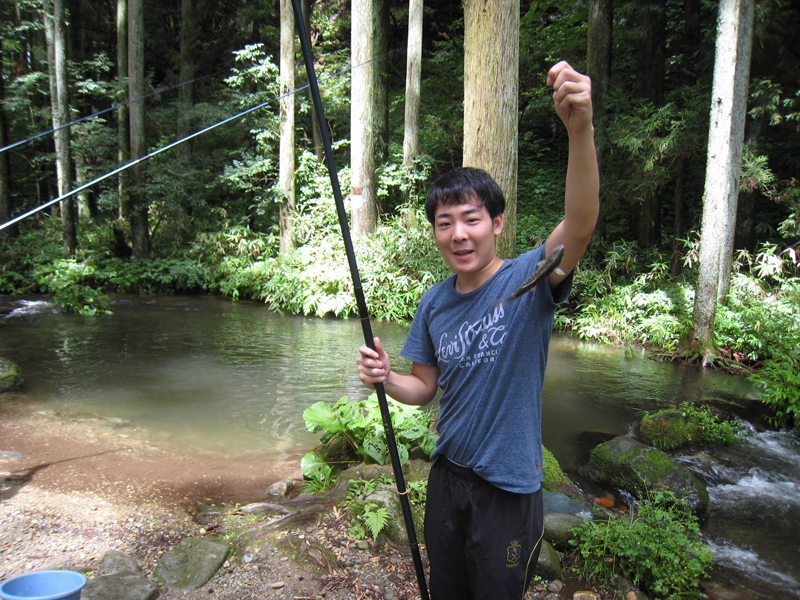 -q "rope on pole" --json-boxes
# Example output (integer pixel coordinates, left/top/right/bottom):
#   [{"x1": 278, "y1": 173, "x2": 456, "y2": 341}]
[{"x1": 291, "y1": 2, "x2": 430, "y2": 598}]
